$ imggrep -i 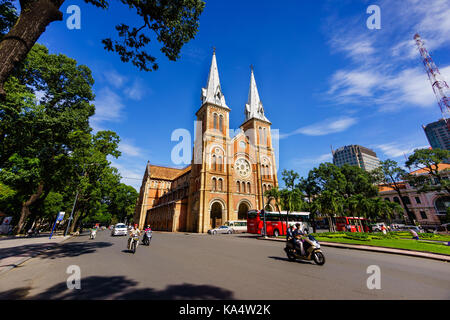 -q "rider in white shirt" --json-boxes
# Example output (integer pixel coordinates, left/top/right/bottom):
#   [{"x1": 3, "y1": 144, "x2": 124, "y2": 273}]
[{"x1": 128, "y1": 224, "x2": 141, "y2": 247}]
